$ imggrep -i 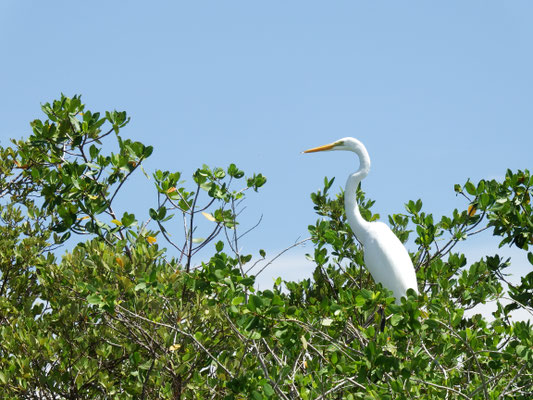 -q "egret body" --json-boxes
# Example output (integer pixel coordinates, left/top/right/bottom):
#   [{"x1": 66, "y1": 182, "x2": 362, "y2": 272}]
[{"x1": 304, "y1": 137, "x2": 418, "y2": 304}]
